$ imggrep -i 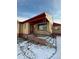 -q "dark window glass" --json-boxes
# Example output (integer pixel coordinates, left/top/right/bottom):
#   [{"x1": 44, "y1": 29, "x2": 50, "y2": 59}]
[{"x1": 38, "y1": 23, "x2": 47, "y2": 31}]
